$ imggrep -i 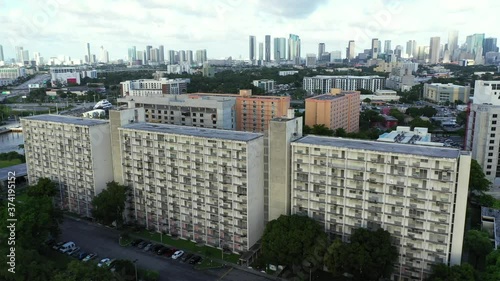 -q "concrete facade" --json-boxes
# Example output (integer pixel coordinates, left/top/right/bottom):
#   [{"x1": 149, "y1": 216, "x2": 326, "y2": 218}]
[
  {"x1": 120, "y1": 78, "x2": 190, "y2": 97},
  {"x1": 305, "y1": 89, "x2": 360, "y2": 133},
  {"x1": 21, "y1": 115, "x2": 113, "y2": 217},
  {"x1": 303, "y1": 75, "x2": 386, "y2": 95},
  {"x1": 118, "y1": 94, "x2": 236, "y2": 130},
  {"x1": 423, "y1": 83, "x2": 470, "y2": 103},
  {"x1": 290, "y1": 135, "x2": 471, "y2": 280}
]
